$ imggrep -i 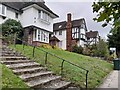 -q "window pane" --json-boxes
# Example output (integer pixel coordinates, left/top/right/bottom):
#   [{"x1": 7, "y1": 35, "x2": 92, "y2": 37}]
[
  {"x1": 2, "y1": 5, "x2": 5, "y2": 15},
  {"x1": 59, "y1": 31, "x2": 62, "y2": 35},
  {"x1": 0, "y1": 5, "x2": 1, "y2": 14},
  {"x1": 38, "y1": 10, "x2": 41, "y2": 18},
  {"x1": 38, "y1": 30, "x2": 41, "y2": 40}
]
